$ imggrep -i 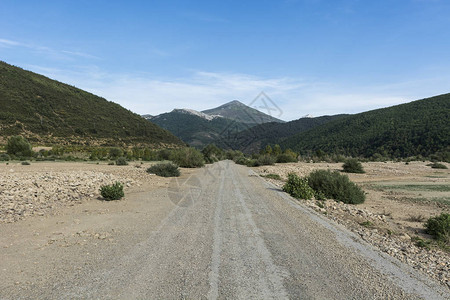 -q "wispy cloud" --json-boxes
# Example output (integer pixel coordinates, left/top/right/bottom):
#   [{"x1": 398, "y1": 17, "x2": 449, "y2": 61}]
[
  {"x1": 23, "y1": 64, "x2": 448, "y2": 121},
  {"x1": 0, "y1": 37, "x2": 99, "y2": 60}
]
